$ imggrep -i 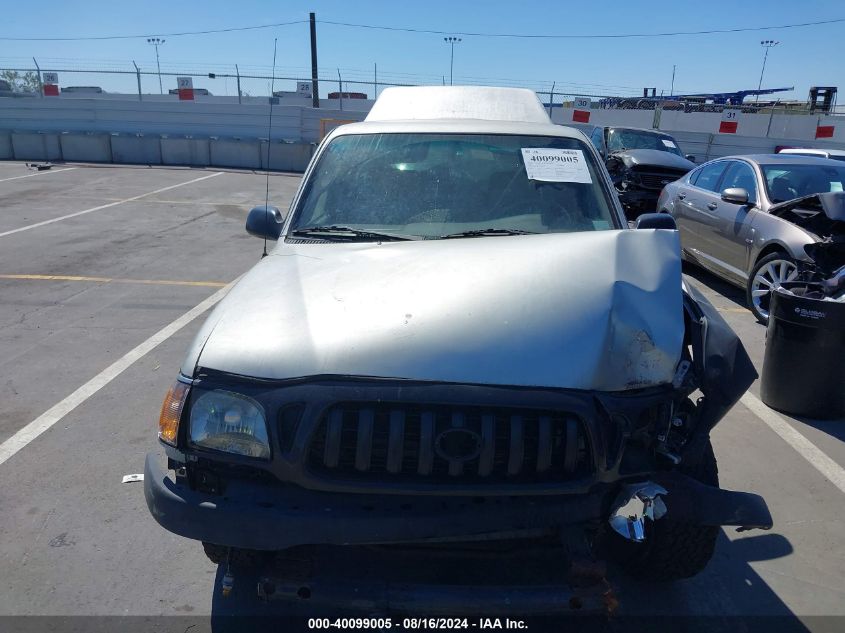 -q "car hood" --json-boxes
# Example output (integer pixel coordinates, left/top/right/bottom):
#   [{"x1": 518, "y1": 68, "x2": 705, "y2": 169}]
[
  {"x1": 769, "y1": 191, "x2": 845, "y2": 222},
  {"x1": 182, "y1": 230, "x2": 684, "y2": 391},
  {"x1": 612, "y1": 149, "x2": 695, "y2": 172}
]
